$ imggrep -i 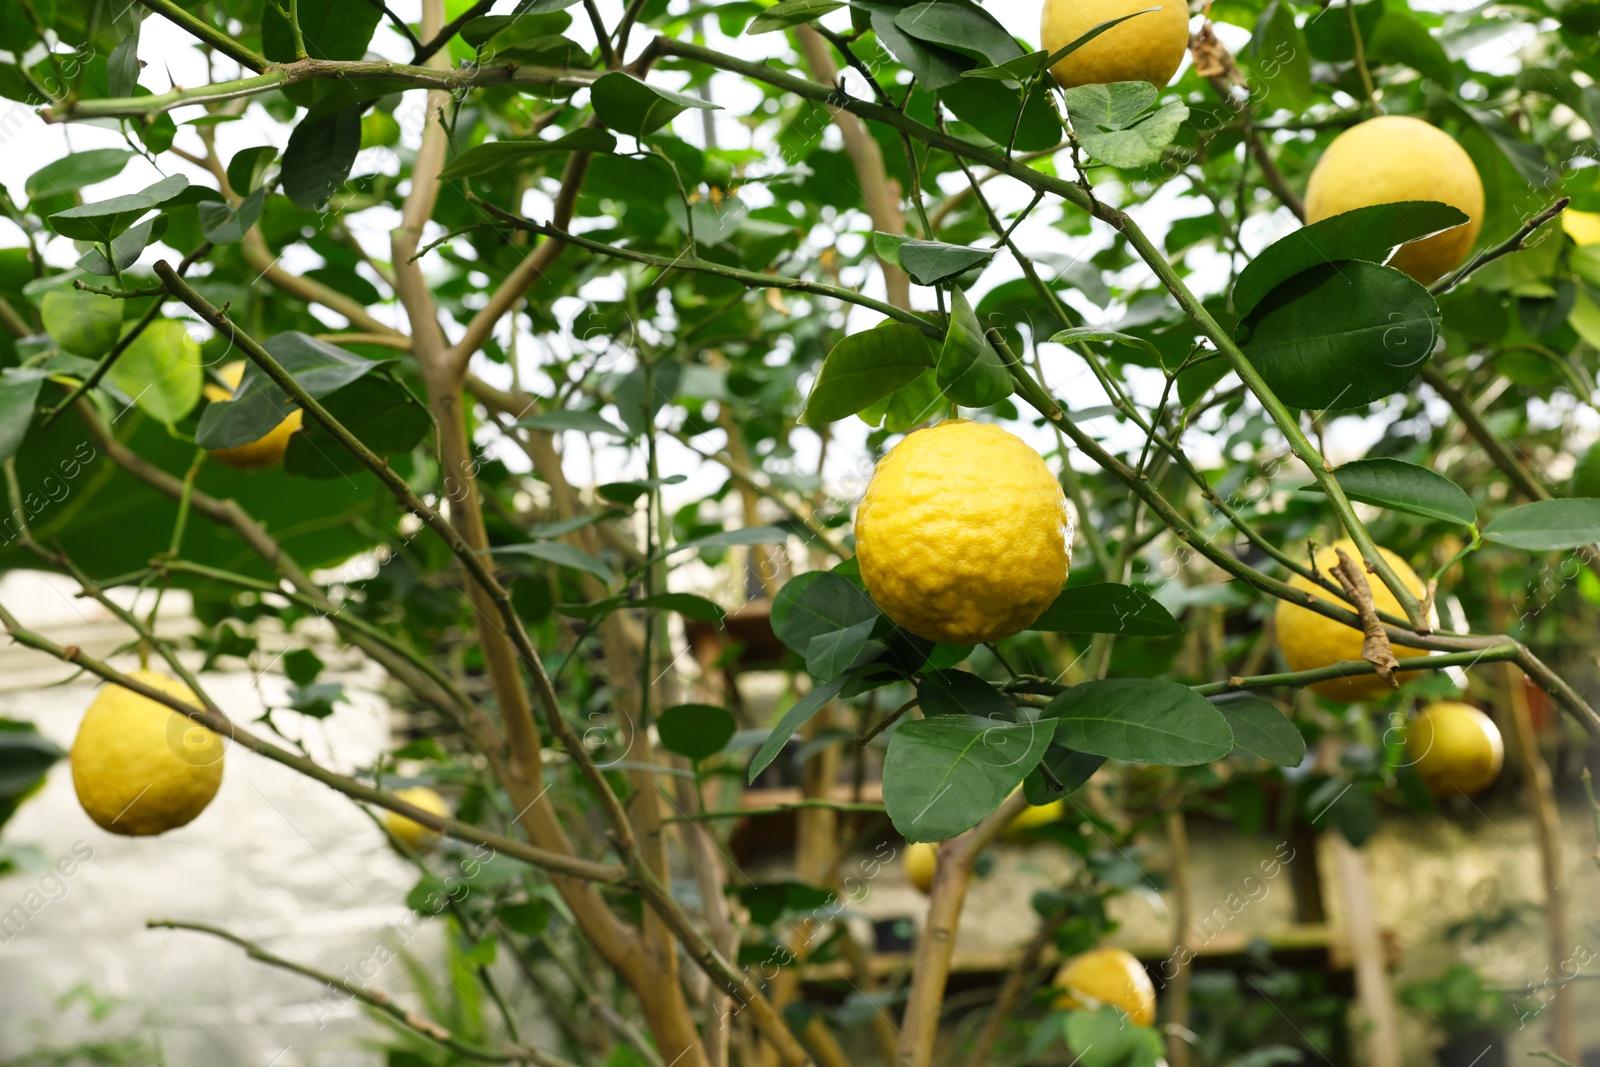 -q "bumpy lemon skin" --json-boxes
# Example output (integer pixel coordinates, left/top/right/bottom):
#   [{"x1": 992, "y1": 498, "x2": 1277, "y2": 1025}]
[
  {"x1": 71, "y1": 670, "x2": 224, "y2": 836},
  {"x1": 1304, "y1": 116, "x2": 1485, "y2": 285},
  {"x1": 385, "y1": 786, "x2": 452, "y2": 851},
  {"x1": 855, "y1": 421, "x2": 1072, "y2": 646},
  {"x1": 1407, "y1": 701, "x2": 1504, "y2": 797},
  {"x1": 1053, "y1": 947, "x2": 1157, "y2": 1026},
  {"x1": 905, "y1": 840, "x2": 937, "y2": 895},
  {"x1": 1566, "y1": 209, "x2": 1600, "y2": 247},
  {"x1": 203, "y1": 360, "x2": 304, "y2": 470},
  {"x1": 1041, "y1": 0, "x2": 1191, "y2": 89},
  {"x1": 1274, "y1": 539, "x2": 1432, "y2": 703}
]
